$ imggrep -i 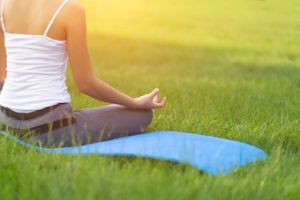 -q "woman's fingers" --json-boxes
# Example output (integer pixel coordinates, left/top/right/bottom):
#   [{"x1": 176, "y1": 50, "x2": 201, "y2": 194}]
[
  {"x1": 150, "y1": 88, "x2": 160, "y2": 98},
  {"x1": 143, "y1": 88, "x2": 166, "y2": 109},
  {"x1": 153, "y1": 92, "x2": 160, "y2": 103},
  {"x1": 153, "y1": 96, "x2": 167, "y2": 108}
]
